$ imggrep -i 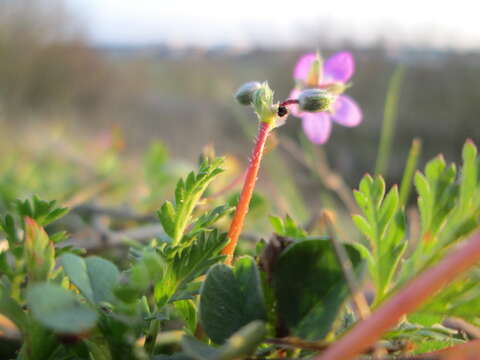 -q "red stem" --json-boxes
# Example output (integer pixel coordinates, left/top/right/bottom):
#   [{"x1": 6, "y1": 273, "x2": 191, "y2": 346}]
[
  {"x1": 222, "y1": 121, "x2": 272, "y2": 265},
  {"x1": 280, "y1": 99, "x2": 299, "y2": 107},
  {"x1": 316, "y1": 230, "x2": 480, "y2": 360}
]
